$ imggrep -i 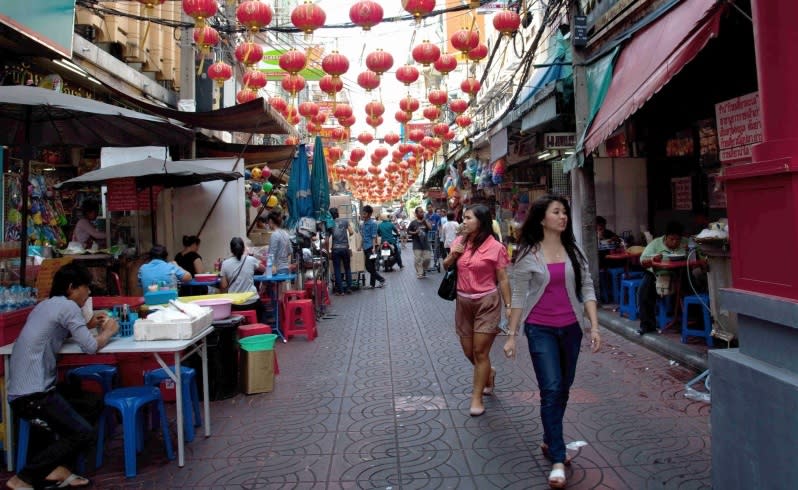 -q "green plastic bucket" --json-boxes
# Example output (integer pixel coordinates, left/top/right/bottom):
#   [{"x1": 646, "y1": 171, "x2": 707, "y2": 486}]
[{"x1": 239, "y1": 334, "x2": 277, "y2": 352}]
